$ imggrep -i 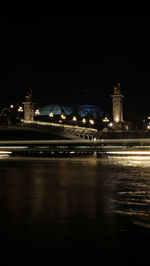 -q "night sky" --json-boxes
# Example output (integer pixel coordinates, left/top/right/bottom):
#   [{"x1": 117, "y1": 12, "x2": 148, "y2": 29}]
[{"x1": 1, "y1": 16, "x2": 150, "y2": 120}]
